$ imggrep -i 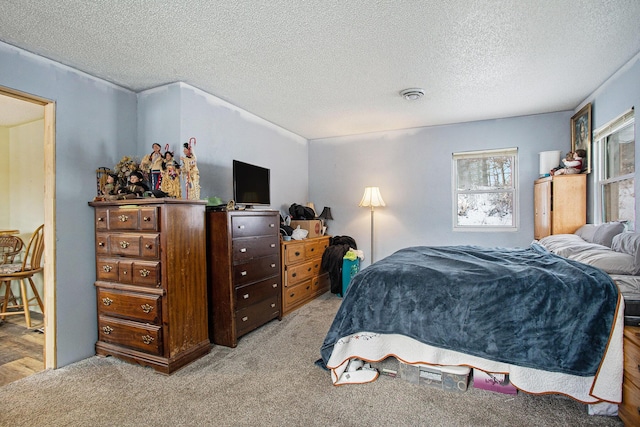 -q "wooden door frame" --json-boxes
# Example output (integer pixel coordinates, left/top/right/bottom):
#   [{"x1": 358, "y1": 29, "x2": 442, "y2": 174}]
[{"x1": 1, "y1": 86, "x2": 56, "y2": 369}]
